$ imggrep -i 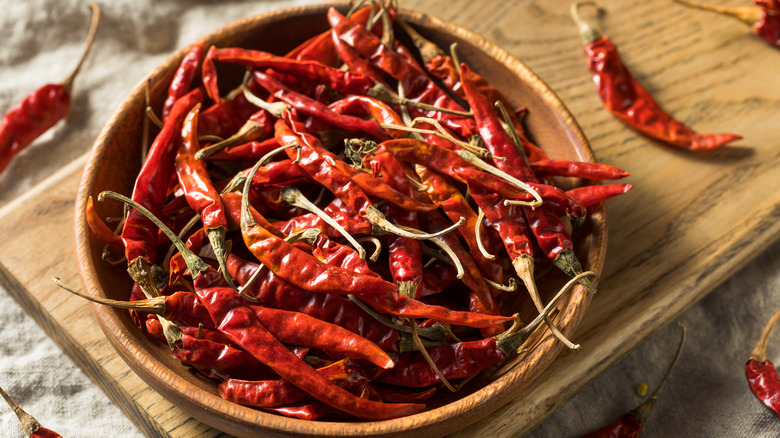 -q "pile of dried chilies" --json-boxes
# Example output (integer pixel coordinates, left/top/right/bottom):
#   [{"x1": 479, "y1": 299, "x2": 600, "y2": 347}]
[{"x1": 73, "y1": 1, "x2": 632, "y2": 421}]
